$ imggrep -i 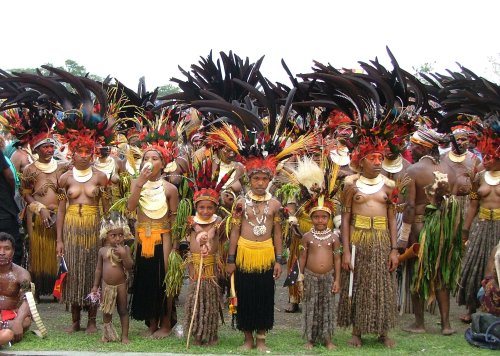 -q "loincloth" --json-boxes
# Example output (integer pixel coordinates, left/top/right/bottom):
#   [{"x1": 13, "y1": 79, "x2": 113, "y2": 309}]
[{"x1": 101, "y1": 280, "x2": 127, "y2": 314}]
